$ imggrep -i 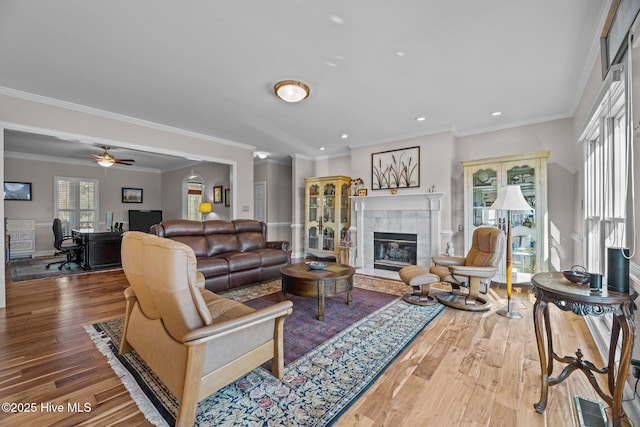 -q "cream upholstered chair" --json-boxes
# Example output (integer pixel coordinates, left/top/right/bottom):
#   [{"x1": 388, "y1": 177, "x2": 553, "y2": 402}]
[
  {"x1": 430, "y1": 226, "x2": 505, "y2": 311},
  {"x1": 119, "y1": 231, "x2": 293, "y2": 426}
]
